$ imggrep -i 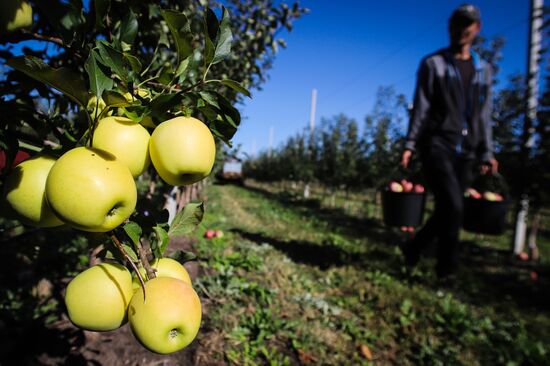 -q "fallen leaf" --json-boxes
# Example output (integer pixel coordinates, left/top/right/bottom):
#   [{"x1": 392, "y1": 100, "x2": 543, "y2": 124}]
[
  {"x1": 297, "y1": 349, "x2": 317, "y2": 364},
  {"x1": 359, "y1": 344, "x2": 373, "y2": 360}
]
